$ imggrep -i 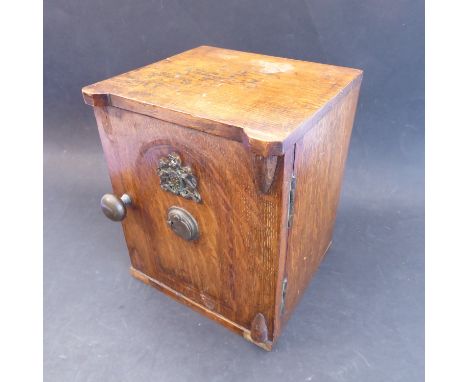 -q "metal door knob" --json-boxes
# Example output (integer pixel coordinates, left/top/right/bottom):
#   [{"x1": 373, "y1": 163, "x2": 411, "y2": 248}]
[{"x1": 100, "y1": 193, "x2": 132, "y2": 221}]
